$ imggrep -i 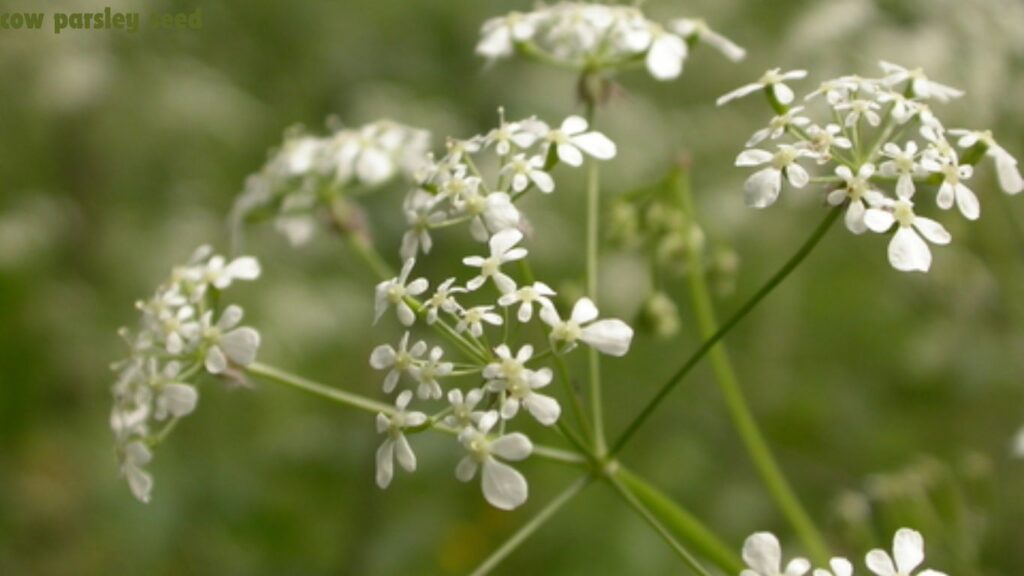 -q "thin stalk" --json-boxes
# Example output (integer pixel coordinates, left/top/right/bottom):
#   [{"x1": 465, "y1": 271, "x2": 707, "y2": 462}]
[
  {"x1": 611, "y1": 204, "x2": 843, "y2": 456},
  {"x1": 675, "y1": 169, "x2": 830, "y2": 564},
  {"x1": 469, "y1": 476, "x2": 593, "y2": 576},
  {"x1": 614, "y1": 467, "x2": 744, "y2": 574},
  {"x1": 604, "y1": 471, "x2": 714, "y2": 576},
  {"x1": 553, "y1": 350, "x2": 594, "y2": 443},
  {"x1": 584, "y1": 100, "x2": 606, "y2": 455},
  {"x1": 247, "y1": 361, "x2": 393, "y2": 414}
]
